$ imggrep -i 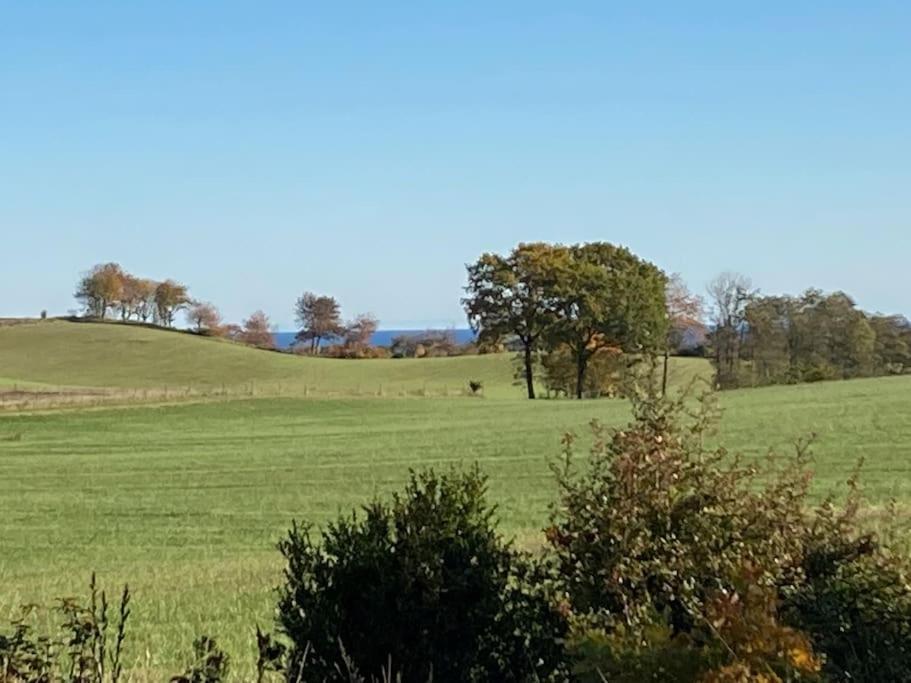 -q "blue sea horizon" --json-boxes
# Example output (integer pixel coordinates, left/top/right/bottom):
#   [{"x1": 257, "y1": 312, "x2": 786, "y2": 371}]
[{"x1": 272, "y1": 328, "x2": 476, "y2": 350}]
